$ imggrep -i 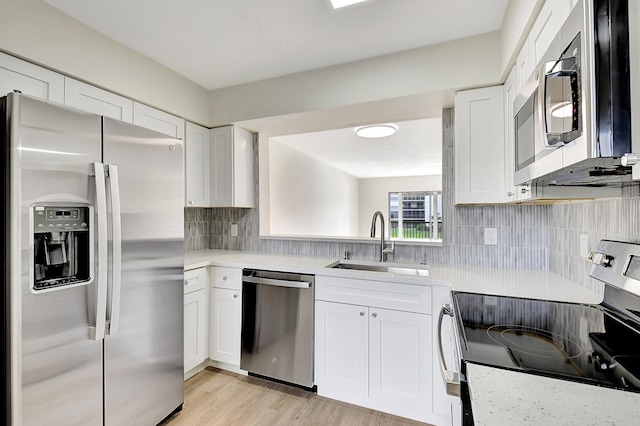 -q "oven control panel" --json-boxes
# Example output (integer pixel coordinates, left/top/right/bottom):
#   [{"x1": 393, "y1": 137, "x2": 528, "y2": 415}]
[{"x1": 590, "y1": 240, "x2": 640, "y2": 297}]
